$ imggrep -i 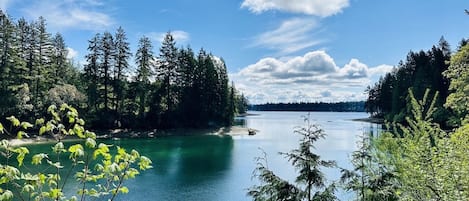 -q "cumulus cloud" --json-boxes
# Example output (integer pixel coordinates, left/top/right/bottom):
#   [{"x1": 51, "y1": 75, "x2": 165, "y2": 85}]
[
  {"x1": 22, "y1": 0, "x2": 113, "y2": 31},
  {"x1": 241, "y1": 0, "x2": 349, "y2": 17},
  {"x1": 253, "y1": 18, "x2": 322, "y2": 54},
  {"x1": 232, "y1": 51, "x2": 392, "y2": 103},
  {"x1": 66, "y1": 47, "x2": 78, "y2": 60},
  {"x1": 148, "y1": 30, "x2": 190, "y2": 44}
]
